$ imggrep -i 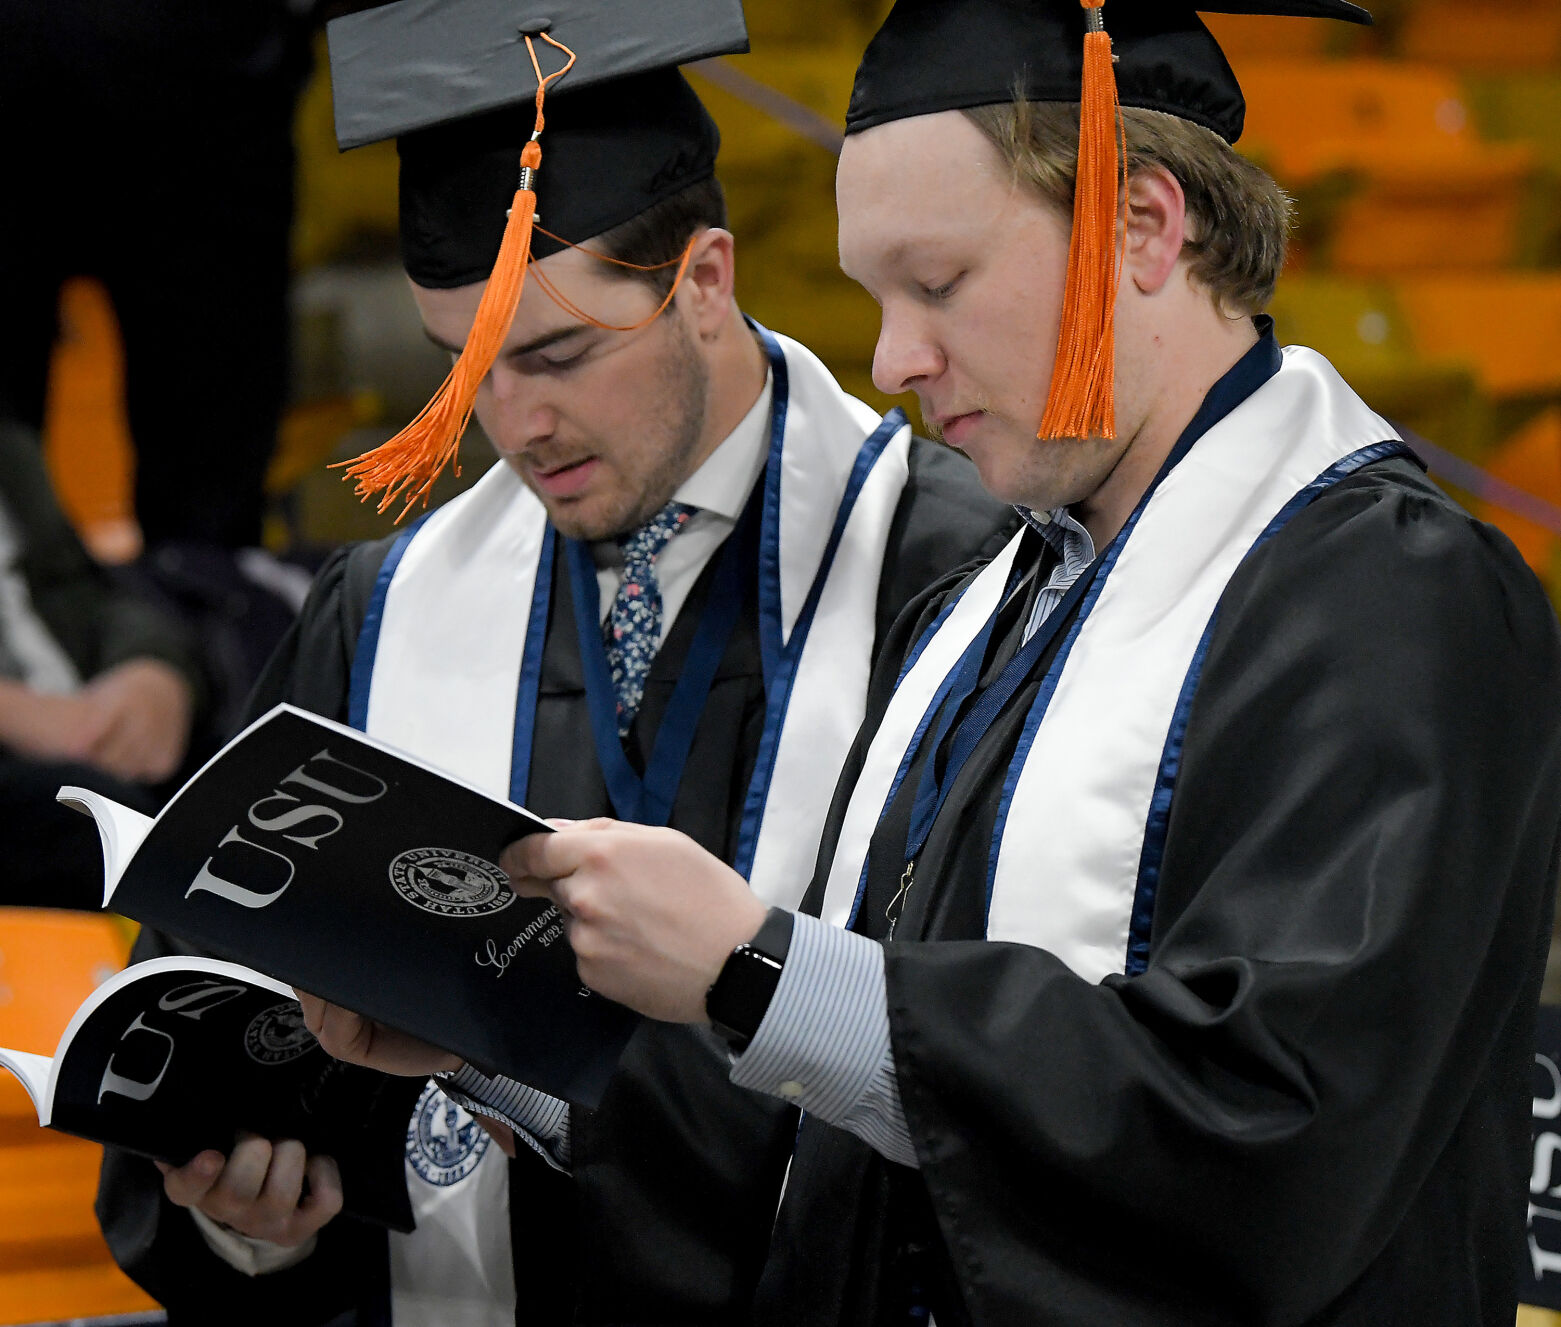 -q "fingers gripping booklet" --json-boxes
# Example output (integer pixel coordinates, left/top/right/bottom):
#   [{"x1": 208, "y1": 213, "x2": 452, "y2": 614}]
[
  {"x1": 55, "y1": 704, "x2": 640, "y2": 1107},
  {"x1": 0, "y1": 958, "x2": 425, "y2": 1230}
]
